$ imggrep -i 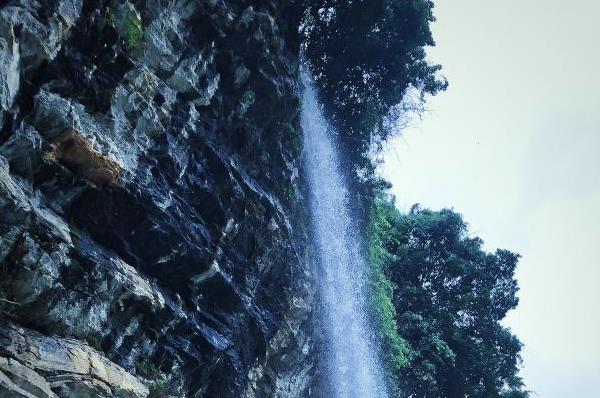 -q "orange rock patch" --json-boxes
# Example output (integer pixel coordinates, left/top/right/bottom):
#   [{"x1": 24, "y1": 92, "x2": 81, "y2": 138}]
[{"x1": 48, "y1": 129, "x2": 122, "y2": 187}]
